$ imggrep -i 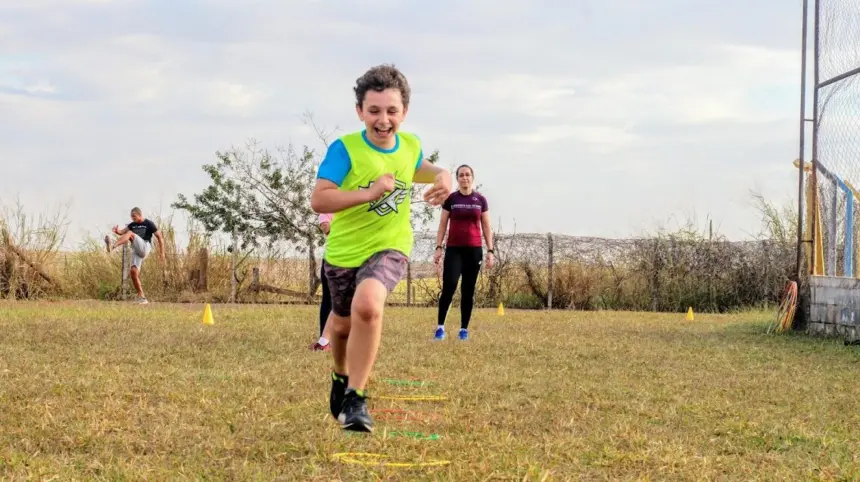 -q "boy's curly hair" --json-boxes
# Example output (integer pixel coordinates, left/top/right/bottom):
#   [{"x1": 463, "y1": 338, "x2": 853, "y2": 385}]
[{"x1": 354, "y1": 64, "x2": 411, "y2": 108}]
